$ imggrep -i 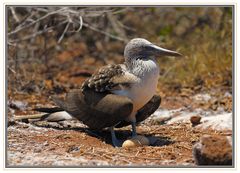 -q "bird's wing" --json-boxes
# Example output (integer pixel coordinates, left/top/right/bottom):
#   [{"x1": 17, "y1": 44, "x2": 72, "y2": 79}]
[
  {"x1": 81, "y1": 64, "x2": 138, "y2": 93},
  {"x1": 115, "y1": 95, "x2": 161, "y2": 128},
  {"x1": 51, "y1": 89, "x2": 133, "y2": 130}
]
